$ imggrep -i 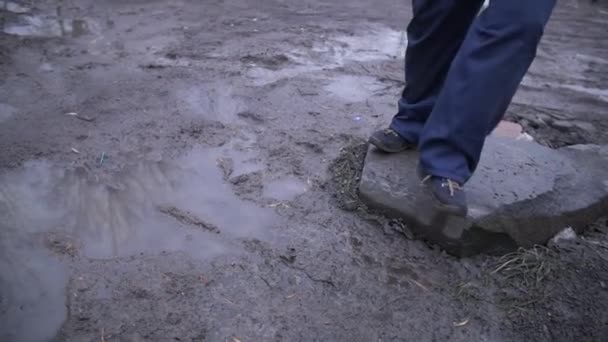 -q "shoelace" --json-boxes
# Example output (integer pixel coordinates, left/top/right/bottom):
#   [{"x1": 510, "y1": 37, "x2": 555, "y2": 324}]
[
  {"x1": 383, "y1": 128, "x2": 399, "y2": 137},
  {"x1": 420, "y1": 176, "x2": 462, "y2": 197},
  {"x1": 441, "y1": 179, "x2": 462, "y2": 197}
]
